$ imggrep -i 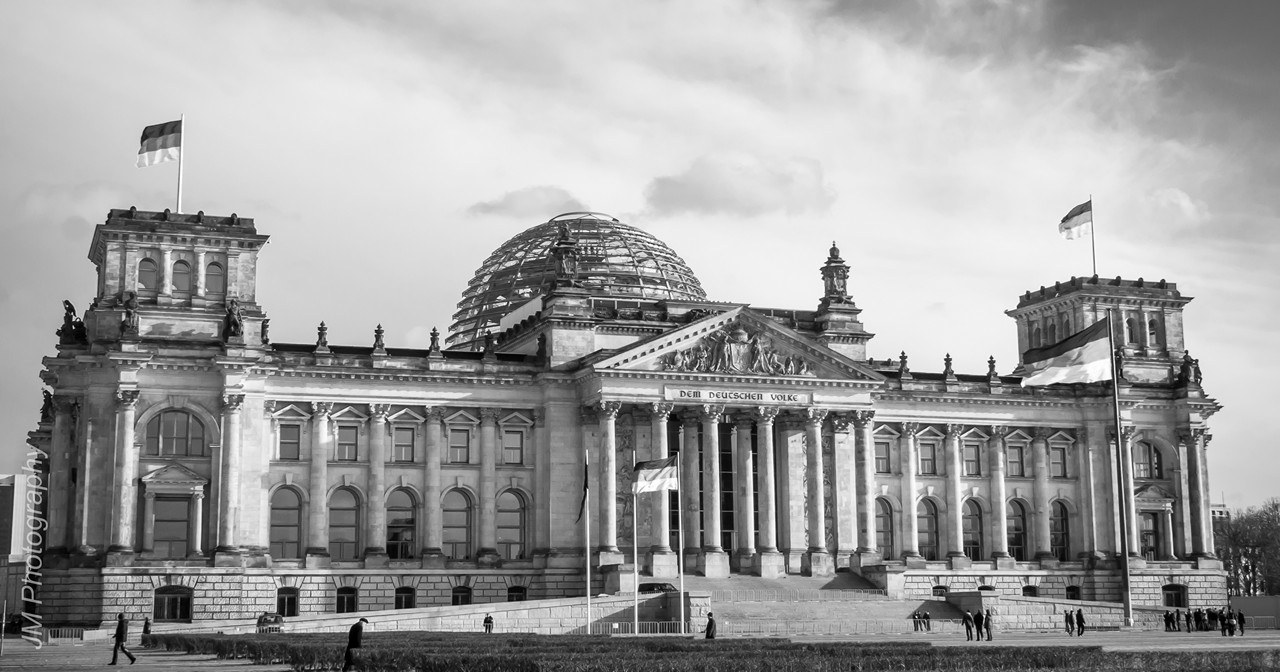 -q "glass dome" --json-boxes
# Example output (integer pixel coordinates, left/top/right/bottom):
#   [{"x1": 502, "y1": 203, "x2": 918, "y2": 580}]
[{"x1": 447, "y1": 212, "x2": 707, "y2": 350}]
